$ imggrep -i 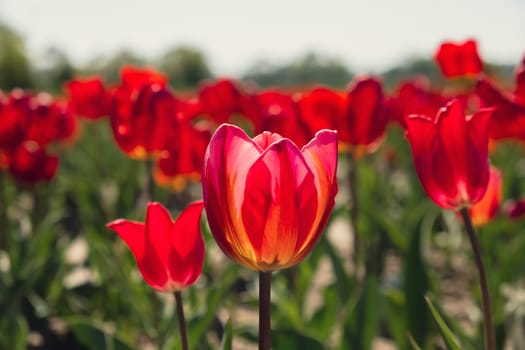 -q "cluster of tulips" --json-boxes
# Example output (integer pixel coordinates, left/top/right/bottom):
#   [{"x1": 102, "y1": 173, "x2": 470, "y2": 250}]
[{"x1": 2, "y1": 38, "x2": 525, "y2": 349}]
